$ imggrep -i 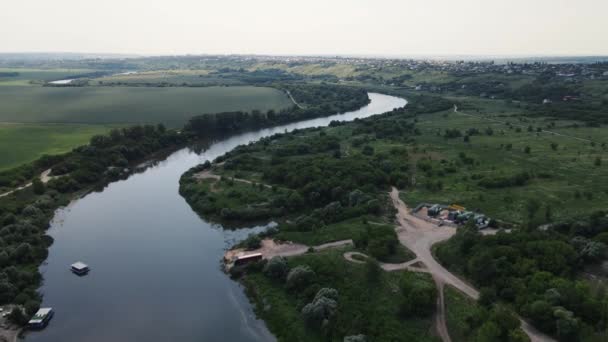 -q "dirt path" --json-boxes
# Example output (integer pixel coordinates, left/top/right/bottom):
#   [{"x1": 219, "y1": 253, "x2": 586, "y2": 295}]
[
  {"x1": 0, "y1": 169, "x2": 55, "y2": 198},
  {"x1": 194, "y1": 169, "x2": 273, "y2": 188},
  {"x1": 388, "y1": 187, "x2": 555, "y2": 342},
  {"x1": 284, "y1": 90, "x2": 304, "y2": 109}
]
